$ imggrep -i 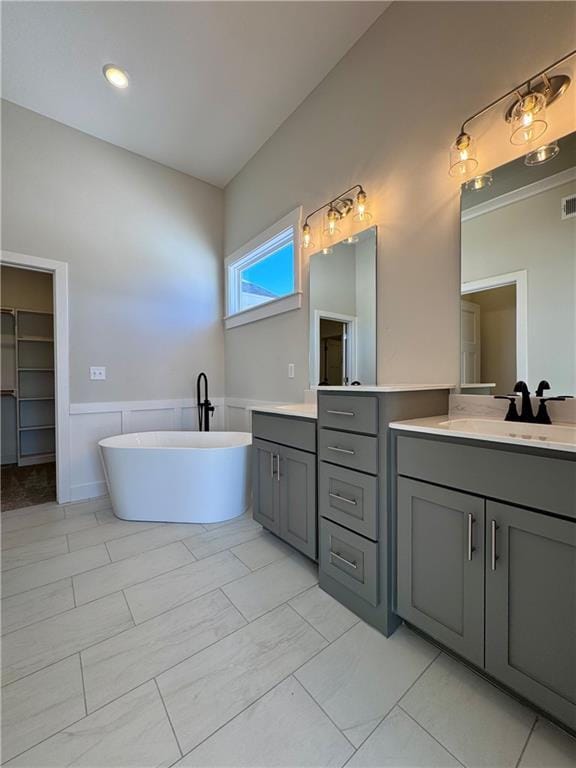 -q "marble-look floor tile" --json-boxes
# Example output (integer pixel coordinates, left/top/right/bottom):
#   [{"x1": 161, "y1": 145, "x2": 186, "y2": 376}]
[
  {"x1": 183, "y1": 517, "x2": 263, "y2": 559},
  {"x1": 157, "y1": 604, "x2": 326, "y2": 754},
  {"x1": 1, "y1": 535, "x2": 69, "y2": 572},
  {"x1": 2, "y1": 656, "x2": 85, "y2": 762},
  {"x1": 176, "y1": 676, "x2": 354, "y2": 768},
  {"x1": 2, "y1": 501, "x2": 59, "y2": 520},
  {"x1": 222, "y1": 555, "x2": 318, "y2": 620},
  {"x1": 289, "y1": 585, "x2": 359, "y2": 642},
  {"x1": 82, "y1": 589, "x2": 245, "y2": 711},
  {"x1": 2, "y1": 592, "x2": 133, "y2": 685},
  {"x1": 95, "y1": 508, "x2": 117, "y2": 524},
  {"x1": 67, "y1": 520, "x2": 160, "y2": 551},
  {"x1": 230, "y1": 532, "x2": 293, "y2": 570},
  {"x1": 107, "y1": 522, "x2": 205, "y2": 561},
  {"x1": 296, "y1": 623, "x2": 439, "y2": 747},
  {"x1": 347, "y1": 707, "x2": 462, "y2": 768},
  {"x1": 2, "y1": 514, "x2": 99, "y2": 551},
  {"x1": 73, "y1": 541, "x2": 193, "y2": 605},
  {"x1": 518, "y1": 718, "x2": 576, "y2": 767},
  {"x1": 2, "y1": 505, "x2": 65, "y2": 532},
  {"x1": 1, "y1": 578, "x2": 75, "y2": 634},
  {"x1": 124, "y1": 550, "x2": 249, "y2": 623},
  {"x1": 401, "y1": 653, "x2": 536, "y2": 768},
  {"x1": 5, "y1": 681, "x2": 180, "y2": 768},
  {"x1": 2, "y1": 544, "x2": 110, "y2": 598}
]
